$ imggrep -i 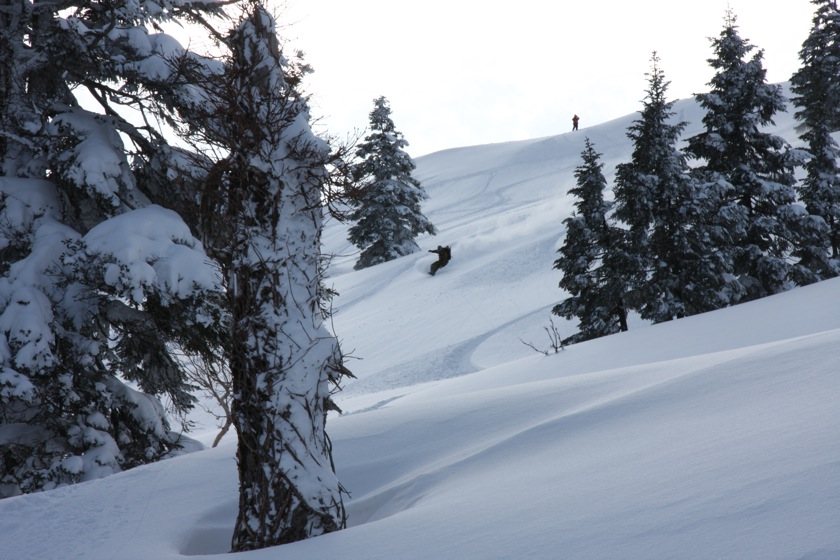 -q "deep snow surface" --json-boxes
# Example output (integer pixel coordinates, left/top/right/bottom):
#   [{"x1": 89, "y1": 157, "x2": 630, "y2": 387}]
[{"x1": 2, "y1": 89, "x2": 838, "y2": 560}]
